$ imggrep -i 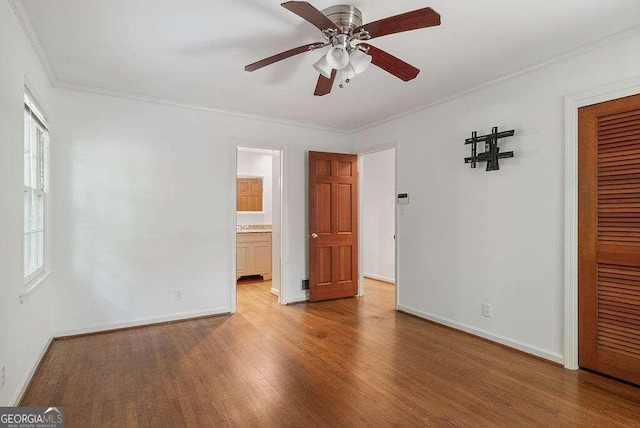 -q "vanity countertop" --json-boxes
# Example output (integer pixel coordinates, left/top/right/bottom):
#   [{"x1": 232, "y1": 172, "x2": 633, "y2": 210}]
[{"x1": 236, "y1": 225, "x2": 272, "y2": 234}]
